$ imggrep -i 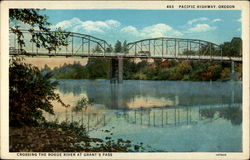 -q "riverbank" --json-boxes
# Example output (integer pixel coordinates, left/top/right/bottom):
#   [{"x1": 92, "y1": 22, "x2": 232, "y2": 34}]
[
  {"x1": 10, "y1": 126, "x2": 90, "y2": 152},
  {"x1": 42, "y1": 60, "x2": 242, "y2": 82},
  {"x1": 9, "y1": 122, "x2": 144, "y2": 152}
]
